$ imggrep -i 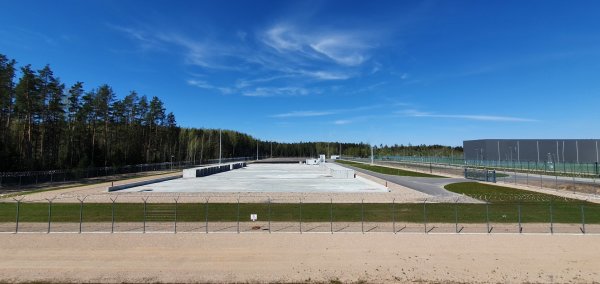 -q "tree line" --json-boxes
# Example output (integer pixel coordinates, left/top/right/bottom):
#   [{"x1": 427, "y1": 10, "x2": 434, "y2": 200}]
[{"x1": 0, "y1": 53, "x2": 461, "y2": 172}]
